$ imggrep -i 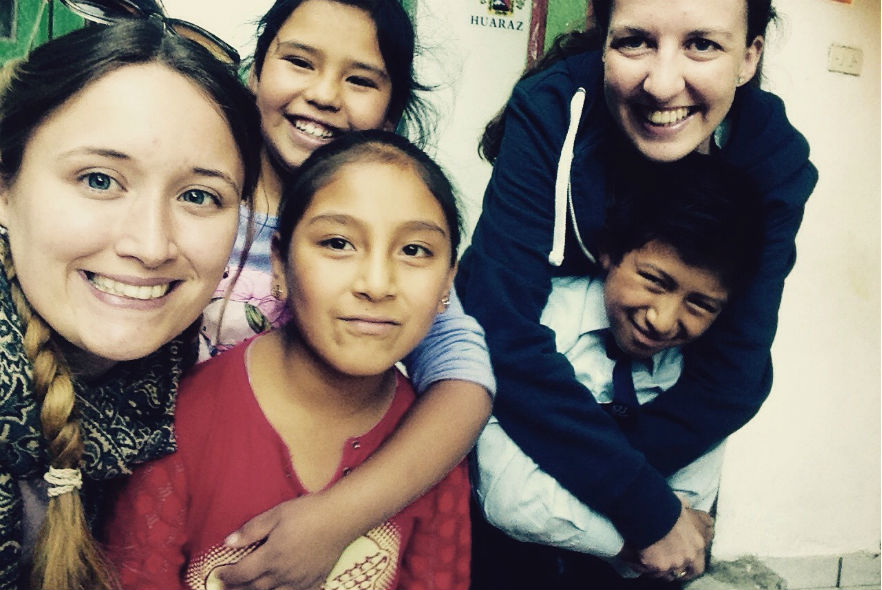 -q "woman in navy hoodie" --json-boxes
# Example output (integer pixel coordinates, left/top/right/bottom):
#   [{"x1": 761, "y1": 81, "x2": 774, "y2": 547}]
[{"x1": 457, "y1": 0, "x2": 817, "y2": 586}]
